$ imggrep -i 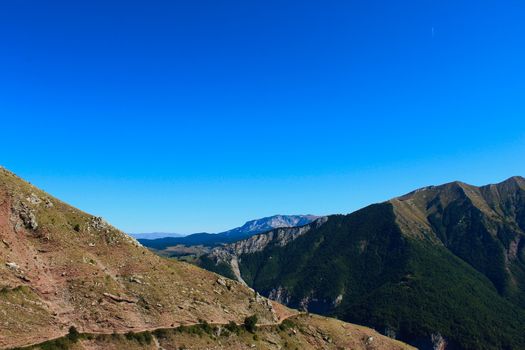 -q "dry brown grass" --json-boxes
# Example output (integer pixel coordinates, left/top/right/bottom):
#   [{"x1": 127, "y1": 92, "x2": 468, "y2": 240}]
[{"x1": 0, "y1": 167, "x2": 413, "y2": 350}]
